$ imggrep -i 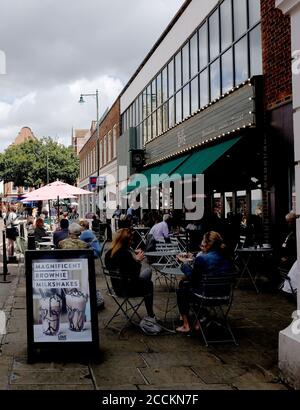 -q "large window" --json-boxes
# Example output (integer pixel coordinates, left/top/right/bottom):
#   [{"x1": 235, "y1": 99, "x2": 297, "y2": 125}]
[
  {"x1": 122, "y1": 0, "x2": 262, "y2": 146},
  {"x1": 250, "y1": 26, "x2": 262, "y2": 77},
  {"x1": 235, "y1": 36, "x2": 248, "y2": 85},
  {"x1": 182, "y1": 43, "x2": 190, "y2": 85},
  {"x1": 221, "y1": 0, "x2": 232, "y2": 51},
  {"x1": 175, "y1": 51, "x2": 182, "y2": 92},
  {"x1": 190, "y1": 32, "x2": 198, "y2": 78},
  {"x1": 199, "y1": 22, "x2": 208, "y2": 70},
  {"x1": 210, "y1": 59, "x2": 220, "y2": 101},
  {"x1": 233, "y1": 0, "x2": 247, "y2": 40},
  {"x1": 222, "y1": 48, "x2": 233, "y2": 93},
  {"x1": 209, "y1": 9, "x2": 220, "y2": 61}
]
